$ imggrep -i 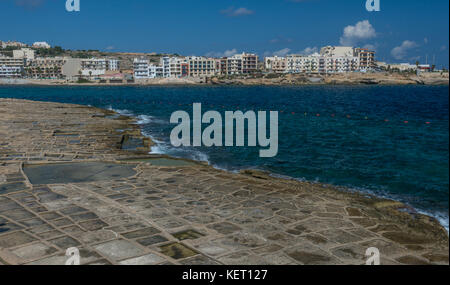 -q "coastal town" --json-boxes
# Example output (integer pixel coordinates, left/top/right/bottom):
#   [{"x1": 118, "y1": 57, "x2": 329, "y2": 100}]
[{"x1": 0, "y1": 40, "x2": 444, "y2": 85}]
